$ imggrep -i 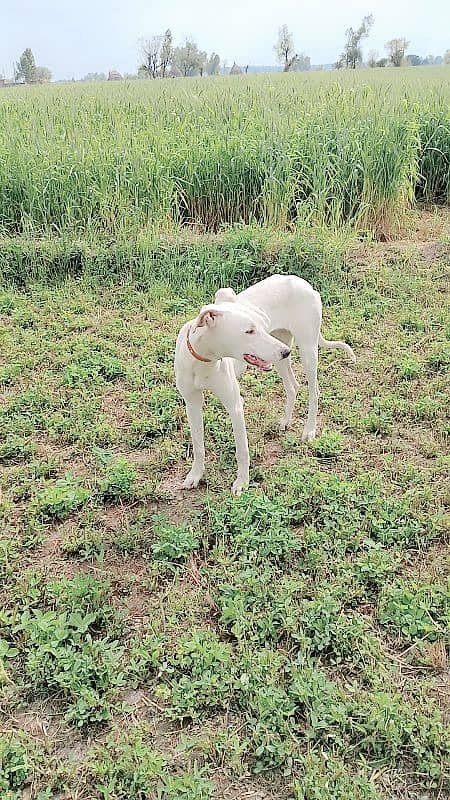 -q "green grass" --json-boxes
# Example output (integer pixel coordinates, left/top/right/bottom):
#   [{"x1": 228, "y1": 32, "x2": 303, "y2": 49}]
[
  {"x1": 0, "y1": 221, "x2": 449, "y2": 797},
  {"x1": 0, "y1": 67, "x2": 449, "y2": 256}
]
